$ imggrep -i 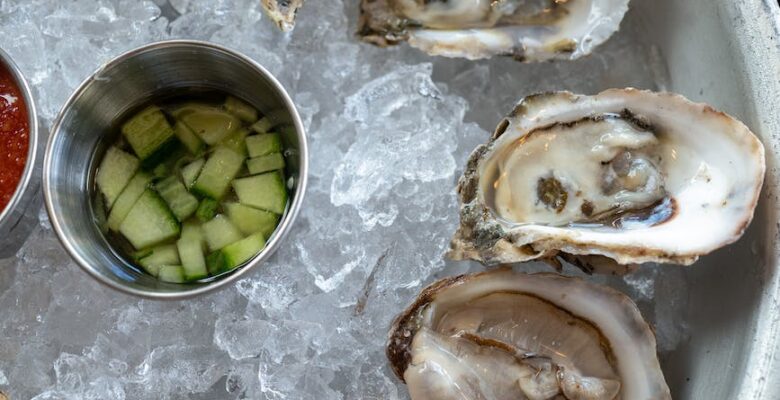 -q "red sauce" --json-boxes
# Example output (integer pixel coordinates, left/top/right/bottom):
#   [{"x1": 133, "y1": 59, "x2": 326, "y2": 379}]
[{"x1": 0, "y1": 64, "x2": 29, "y2": 213}]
